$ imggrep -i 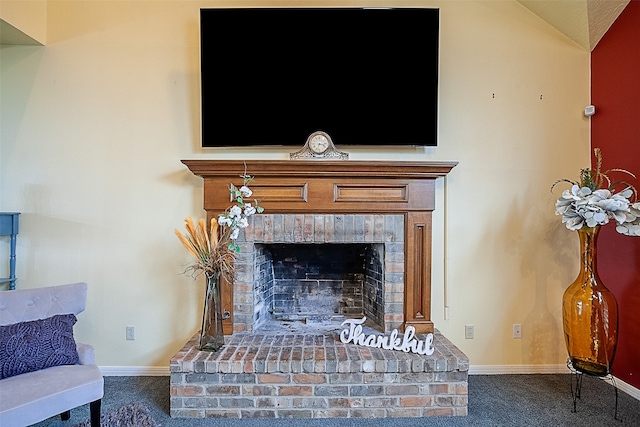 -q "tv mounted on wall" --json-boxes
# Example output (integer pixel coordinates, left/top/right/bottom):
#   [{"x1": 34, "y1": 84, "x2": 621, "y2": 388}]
[{"x1": 200, "y1": 8, "x2": 439, "y2": 148}]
